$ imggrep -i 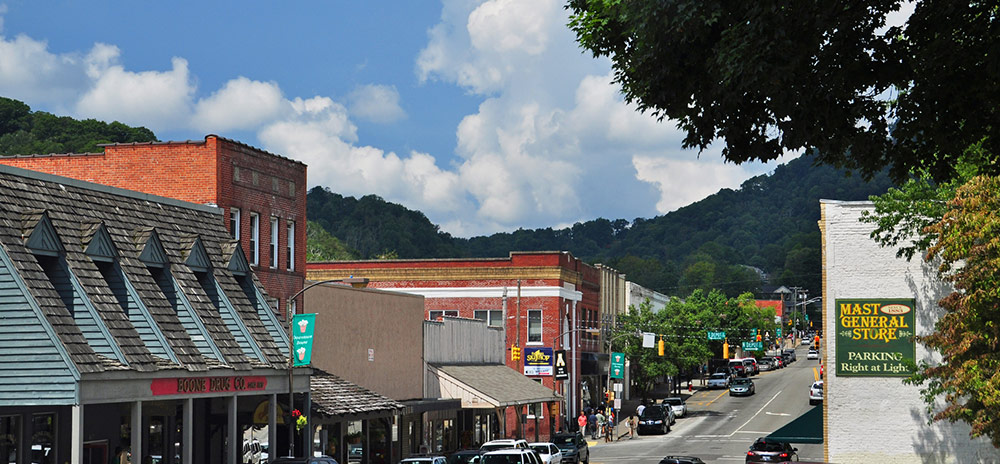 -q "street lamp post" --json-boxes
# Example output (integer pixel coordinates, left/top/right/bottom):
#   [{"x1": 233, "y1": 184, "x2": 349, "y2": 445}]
[{"x1": 284, "y1": 277, "x2": 369, "y2": 457}]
